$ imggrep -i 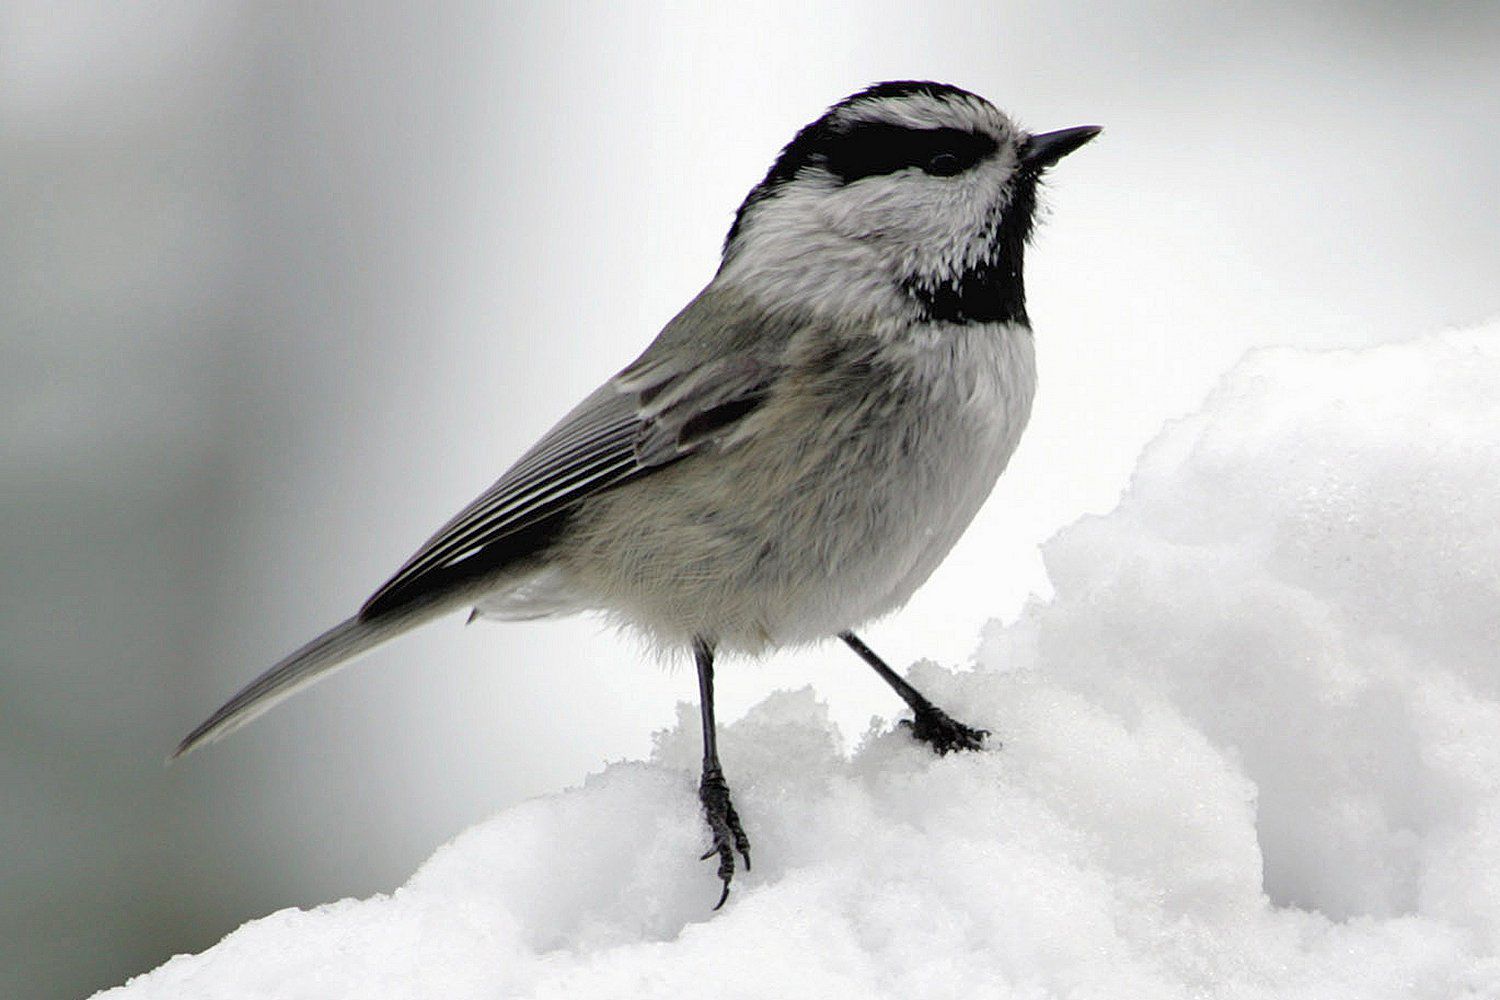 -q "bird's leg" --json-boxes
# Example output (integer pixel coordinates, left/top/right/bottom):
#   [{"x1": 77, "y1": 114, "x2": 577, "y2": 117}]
[
  {"x1": 694, "y1": 637, "x2": 750, "y2": 908},
  {"x1": 840, "y1": 631, "x2": 990, "y2": 754}
]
